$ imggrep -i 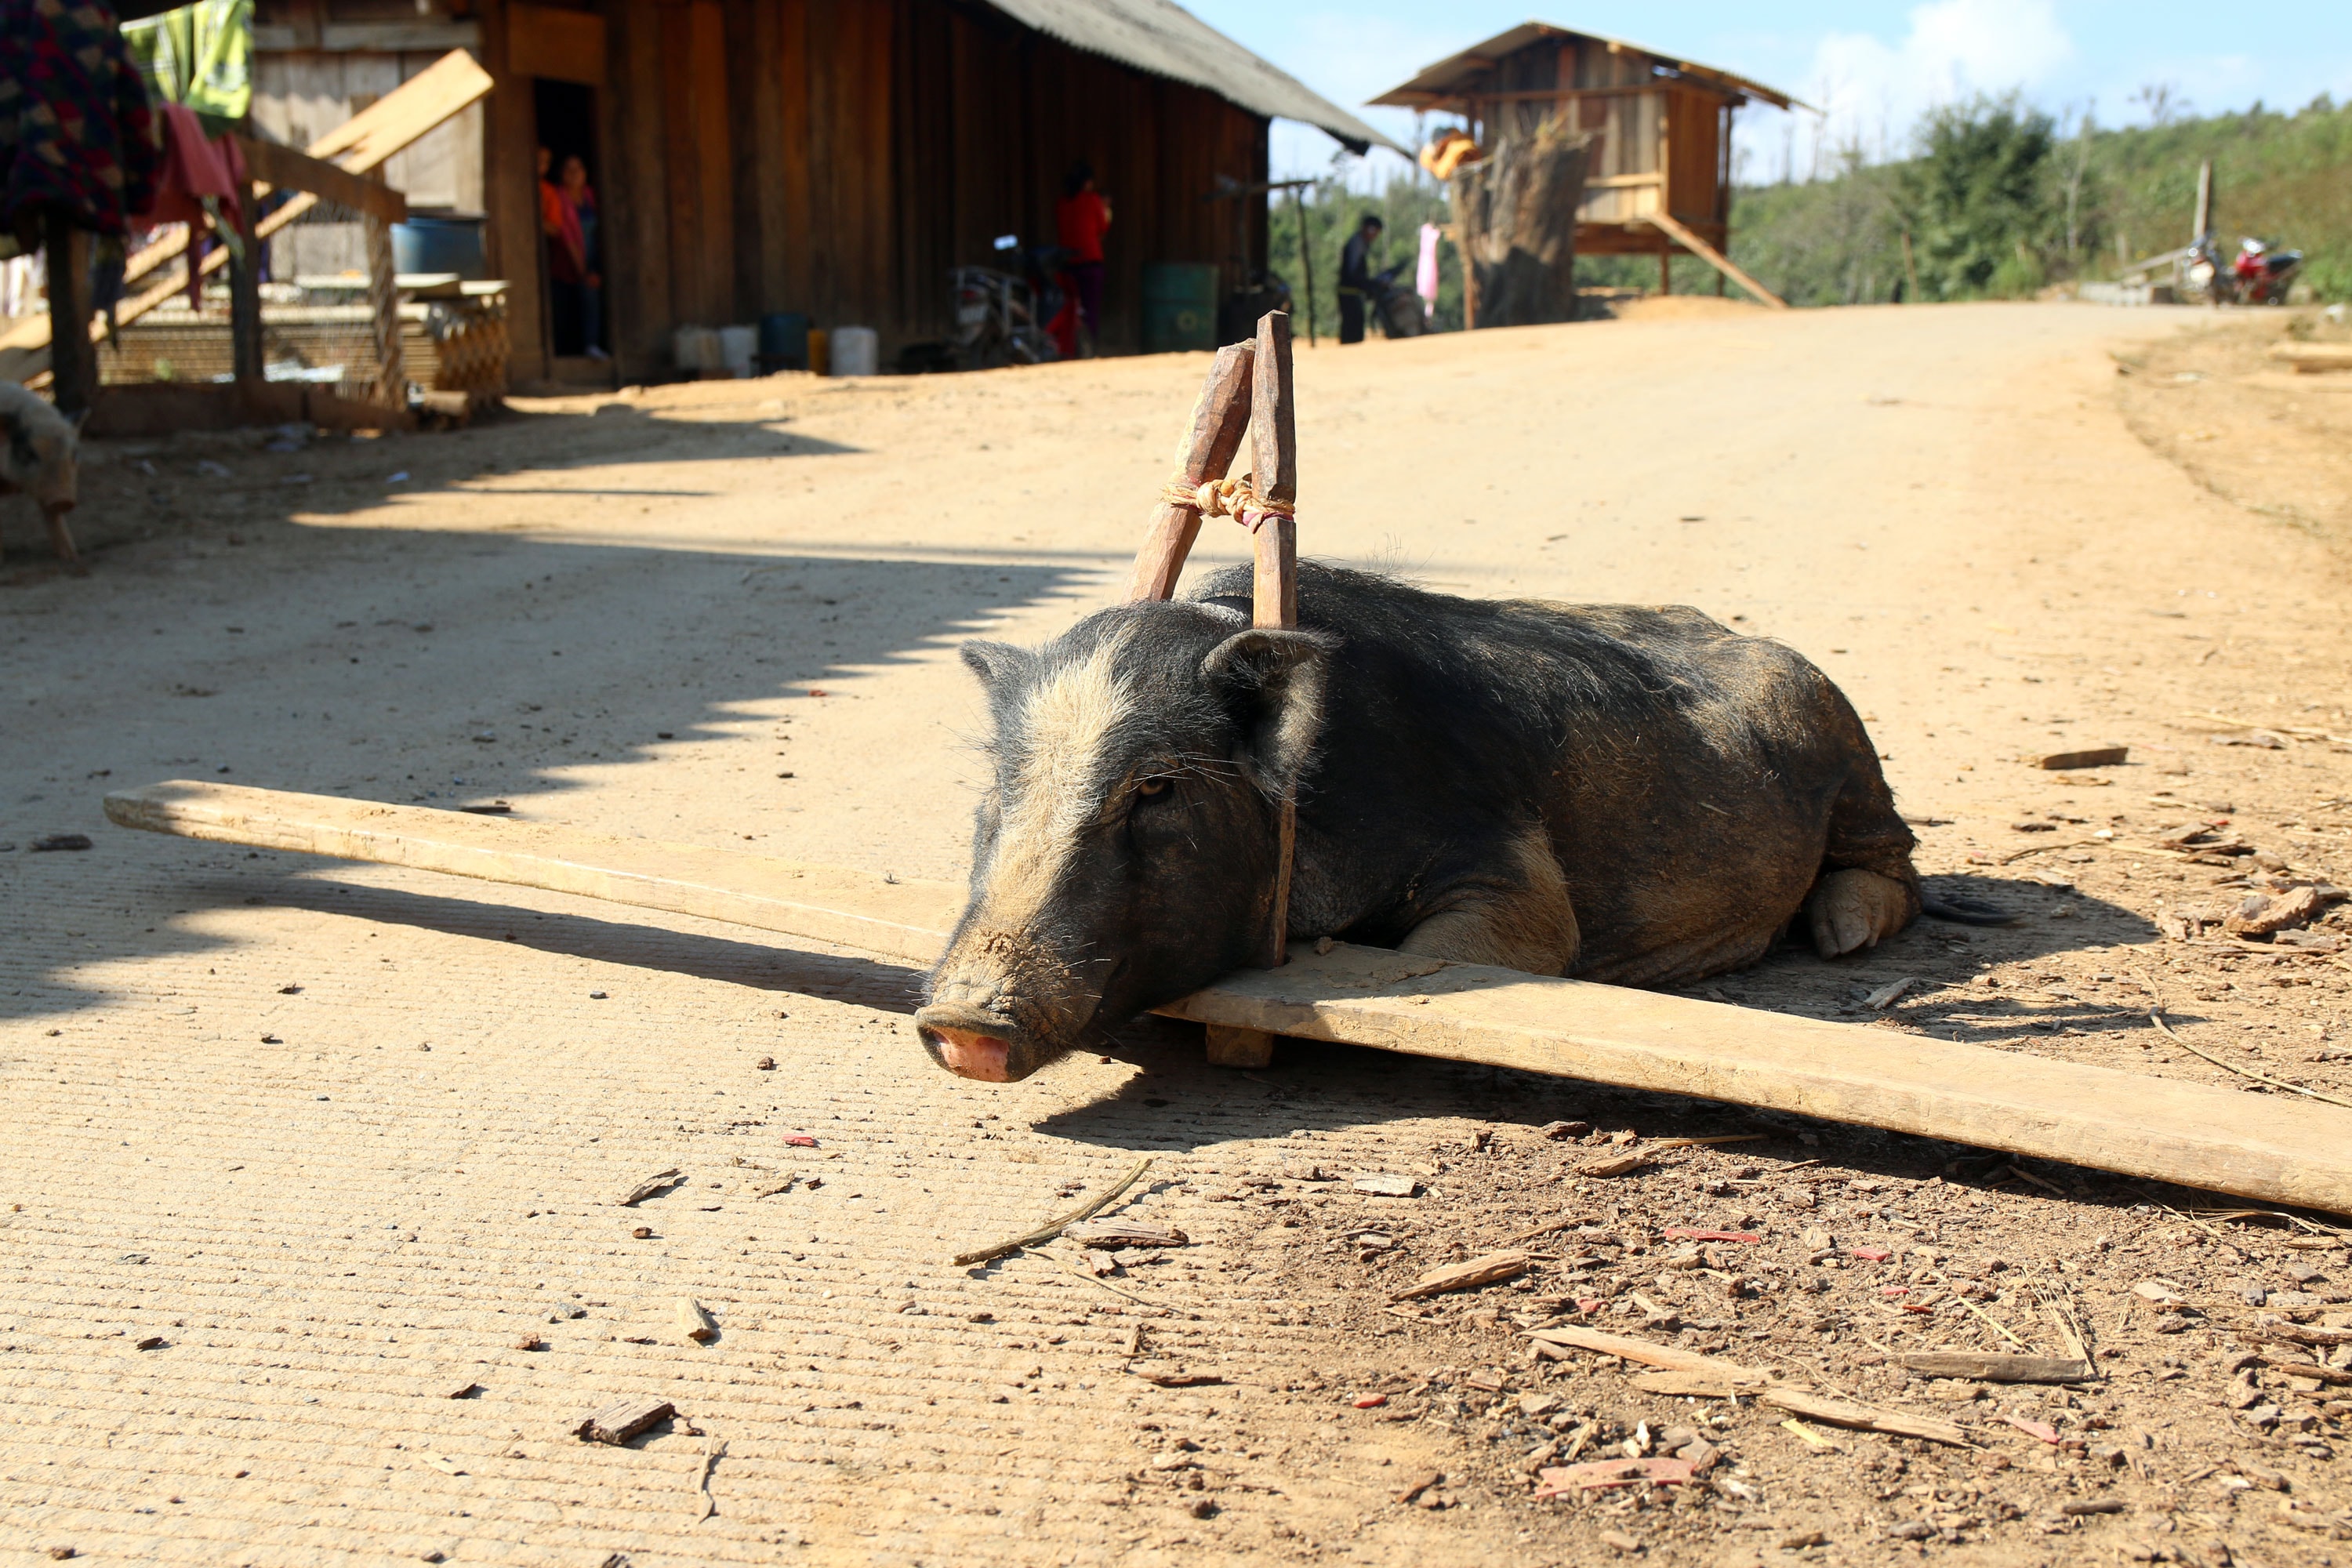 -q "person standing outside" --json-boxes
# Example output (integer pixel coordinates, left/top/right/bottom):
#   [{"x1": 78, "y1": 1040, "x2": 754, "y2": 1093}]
[
  {"x1": 1337, "y1": 212, "x2": 1383, "y2": 344},
  {"x1": 1056, "y1": 160, "x2": 1110, "y2": 355}
]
